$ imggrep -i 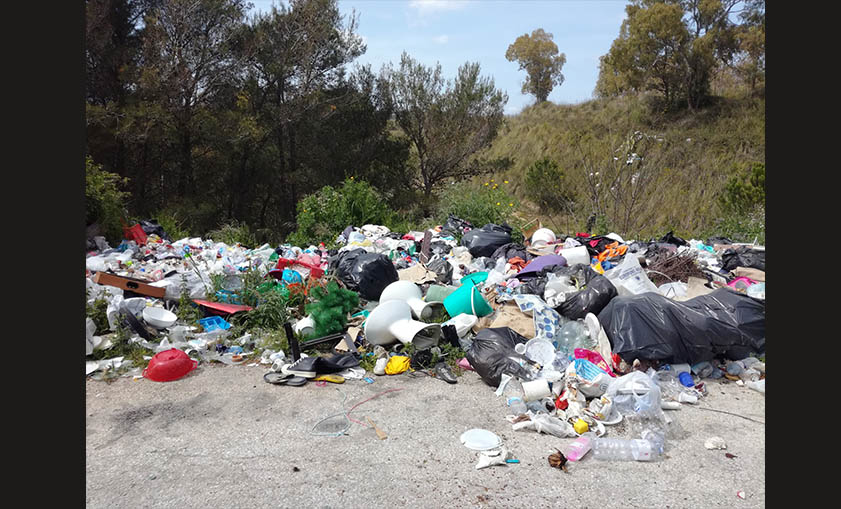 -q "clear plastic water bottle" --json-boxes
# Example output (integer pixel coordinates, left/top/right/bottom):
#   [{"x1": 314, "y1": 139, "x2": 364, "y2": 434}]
[
  {"x1": 507, "y1": 396, "x2": 528, "y2": 415},
  {"x1": 592, "y1": 437, "x2": 658, "y2": 461}
]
